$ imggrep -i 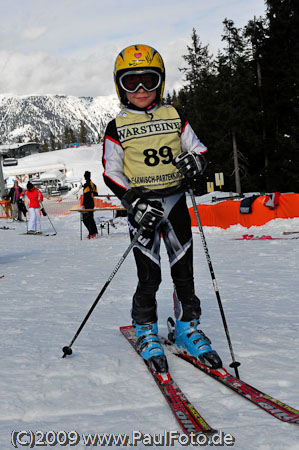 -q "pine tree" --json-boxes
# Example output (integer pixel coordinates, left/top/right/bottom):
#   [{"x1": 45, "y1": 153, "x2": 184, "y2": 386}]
[
  {"x1": 217, "y1": 20, "x2": 244, "y2": 192},
  {"x1": 69, "y1": 128, "x2": 76, "y2": 144},
  {"x1": 213, "y1": 19, "x2": 260, "y2": 192},
  {"x1": 64, "y1": 127, "x2": 77, "y2": 147},
  {"x1": 79, "y1": 120, "x2": 87, "y2": 144},
  {"x1": 244, "y1": 17, "x2": 269, "y2": 190},
  {"x1": 176, "y1": 4, "x2": 299, "y2": 192},
  {"x1": 261, "y1": 0, "x2": 299, "y2": 190},
  {"x1": 180, "y1": 28, "x2": 214, "y2": 91},
  {"x1": 64, "y1": 127, "x2": 70, "y2": 147},
  {"x1": 178, "y1": 29, "x2": 219, "y2": 192},
  {"x1": 49, "y1": 132, "x2": 56, "y2": 151},
  {"x1": 165, "y1": 92, "x2": 172, "y2": 105},
  {"x1": 42, "y1": 141, "x2": 49, "y2": 152}
]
